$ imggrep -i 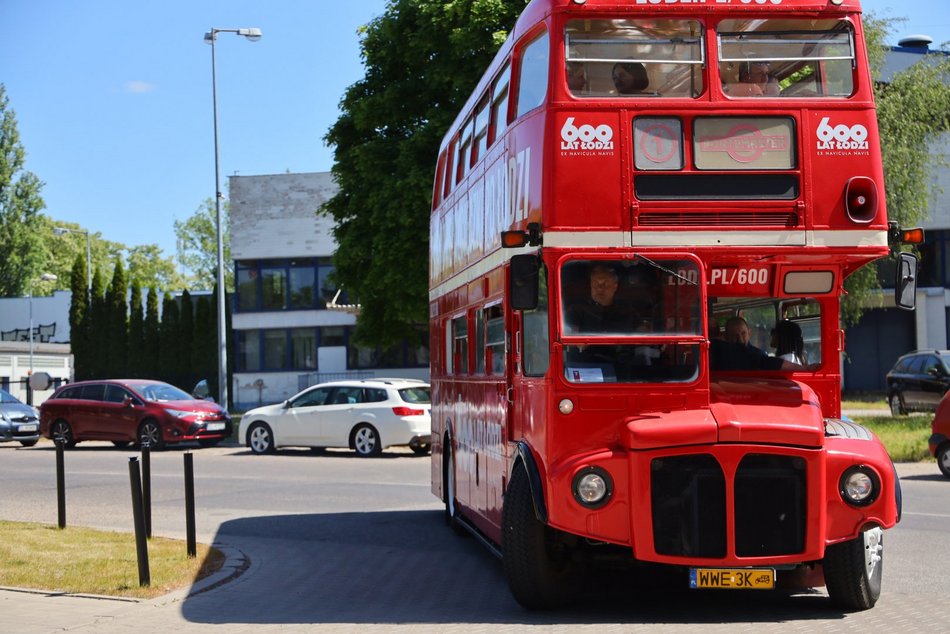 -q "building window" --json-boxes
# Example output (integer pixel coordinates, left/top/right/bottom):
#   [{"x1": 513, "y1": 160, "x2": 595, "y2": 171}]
[
  {"x1": 237, "y1": 265, "x2": 259, "y2": 310},
  {"x1": 263, "y1": 330, "x2": 287, "y2": 369},
  {"x1": 291, "y1": 328, "x2": 317, "y2": 370},
  {"x1": 289, "y1": 263, "x2": 315, "y2": 308},
  {"x1": 320, "y1": 326, "x2": 345, "y2": 347},
  {"x1": 238, "y1": 330, "x2": 261, "y2": 372},
  {"x1": 261, "y1": 267, "x2": 287, "y2": 310},
  {"x1": 234, "y1": 258, "x2": 340, "y2": 312}
]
